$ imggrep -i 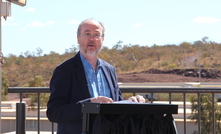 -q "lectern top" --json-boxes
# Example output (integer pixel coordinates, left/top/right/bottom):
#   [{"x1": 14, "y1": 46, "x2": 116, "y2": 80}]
[{"x1": 82, "y1": 101, "x2": 178, "y2": 114}]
